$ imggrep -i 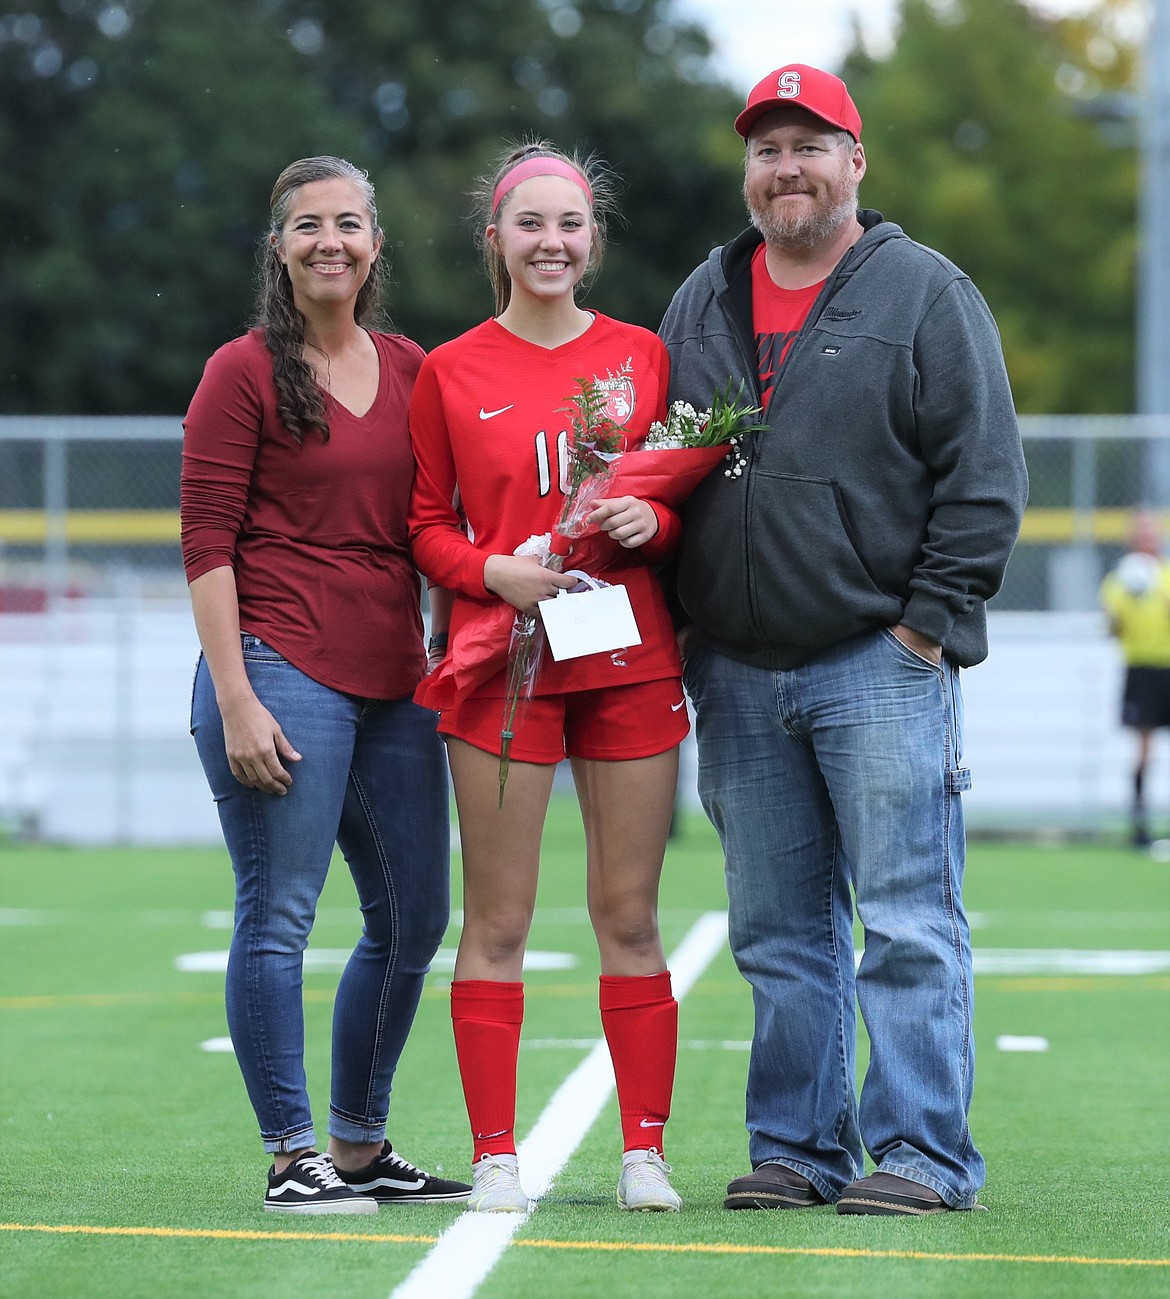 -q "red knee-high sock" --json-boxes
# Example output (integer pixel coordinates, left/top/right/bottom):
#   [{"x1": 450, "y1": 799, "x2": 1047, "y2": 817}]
[
  {"x1": 599, "y1": 971, "x2": 678, "y2": 1154},
  {"x1": 451, "y1": 980, "x2": 524, "y2": 1160}
]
